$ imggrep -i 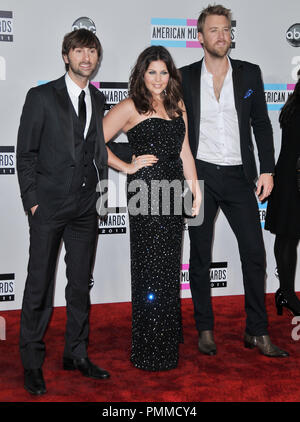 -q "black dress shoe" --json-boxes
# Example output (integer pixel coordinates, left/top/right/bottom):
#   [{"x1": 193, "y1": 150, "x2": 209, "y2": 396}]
[
  {"x1": 63, "y1": 357, "x2": 110, "y2": 379},
  {"x1": 198, "y1": 330, "x2": 217, "y2": 355},
  {"x1": 244, "y1": 333, "x2": 289, "y2": 357},
  {"x1": 24, "y1": 368, "x2": 47, "y2": 395},
  {"x1": 275, "y1": 288, "x2": 300, "y2": 316}
]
